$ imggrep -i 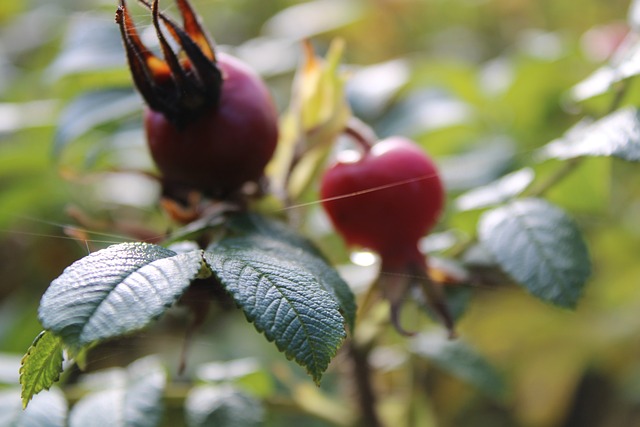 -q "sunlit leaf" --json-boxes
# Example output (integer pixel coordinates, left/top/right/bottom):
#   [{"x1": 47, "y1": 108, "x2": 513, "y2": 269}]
[
  {"x1": 540, "y1": 107, "x2": 640, "y2": 162},
  {"x1": 270, "y1": 38, "x2": 351, "y2": 200},
  {"x1": 204, "y1": 234, "x2": 347, "y2": 384},
  {"x1": 53, "y1": 89, "x2": 141, "y2": 158},
  {"x1": 0, "y1": 387, "x2": 67, "y2": 427},
  {"x1": 478, "y1": 198, "x2": 591, "y2": 308},
  {"x1": 47, "y1": 13, "x2": 127, "y2": 81},
  {"x1": 455, "y1": 167, "x2": 535, "y2": 211},
  {"x1": 68, "y1": 356, "x2": 166, "y2": 427},
  {"x1": 38, "y1": 243, "x2": 204, "y2": 351},
  {"x1": 263, "y1": 0, "x2": 363, "y2": 40},
  {"x1": 20, "y1": 331, "x2": 64, "y2": 408},
  {"x1": 571, "y1": 34, "x2": 640, "y2": 101},
  {"x1": 185, "y1": 385, "x2": 264, "y2": 427},
  {"x1": 411, "y1": 332, "x2": 506, "y2": 399}
]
